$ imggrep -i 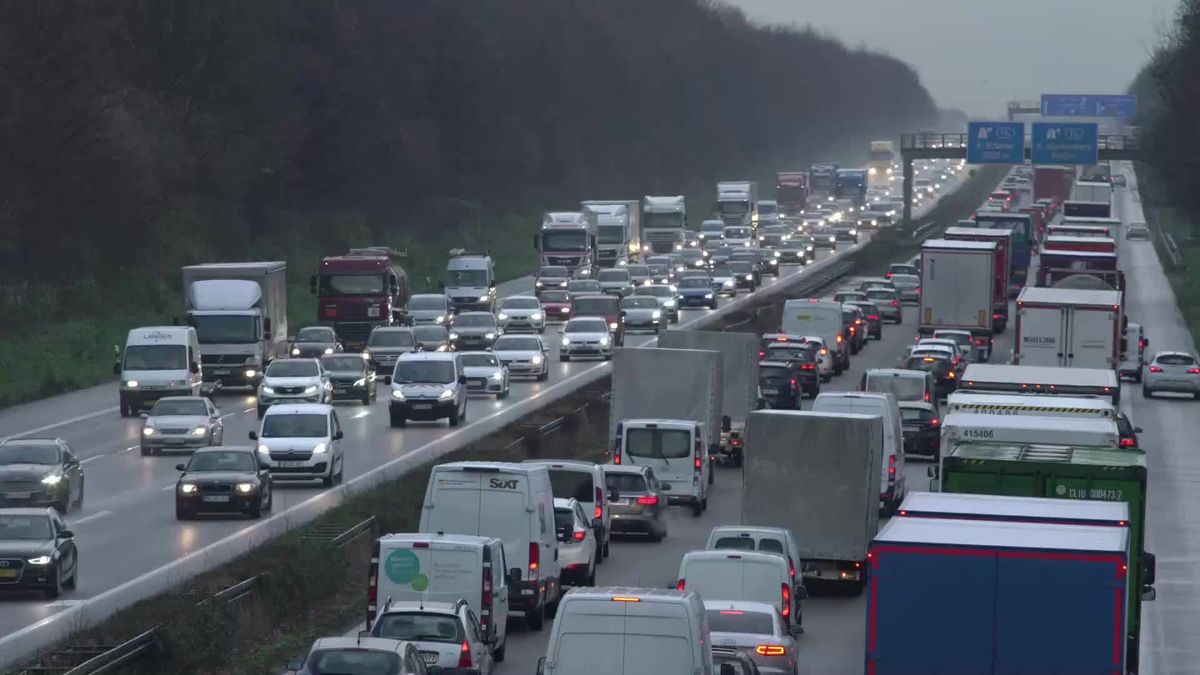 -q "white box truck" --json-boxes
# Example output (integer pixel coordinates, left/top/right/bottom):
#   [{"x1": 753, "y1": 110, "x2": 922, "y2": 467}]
[
  {"x1": 581, "y1": 200, "x2": 643, "y2": 268},
  {"x1": 1014, "y1": 287, "x2": 1122, "y2": 370},
  {"x1": 938, "y1": 412, "x2": 1120, "y2": 462},
  {"x1": 741, "y1": 410, "x2": 881, "y2": 592},
  {"x1": 919, "y1": 240, "x2": 999, "y2": 338},
  {"x1": 658, "y1": 331, "x2": 758, "y2": 466}
]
